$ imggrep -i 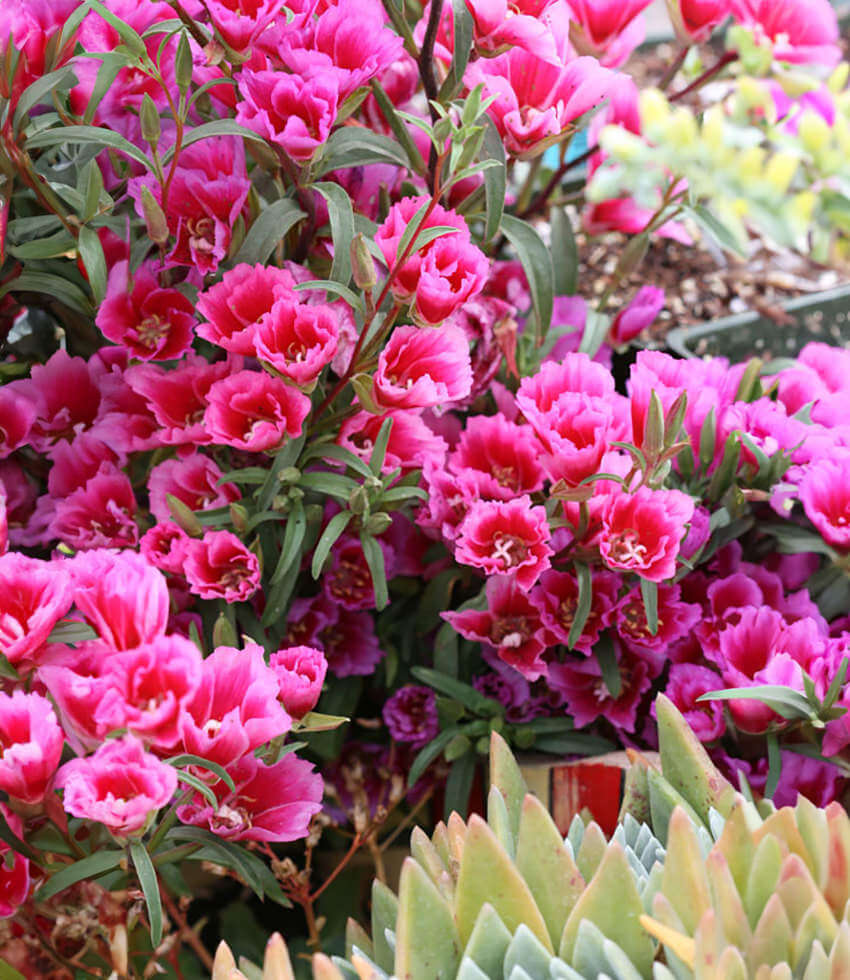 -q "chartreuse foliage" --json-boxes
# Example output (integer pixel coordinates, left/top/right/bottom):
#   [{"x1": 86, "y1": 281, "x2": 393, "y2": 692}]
[{"x1": 211, "y1": 695, "x2": 850, "y2": 980}]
